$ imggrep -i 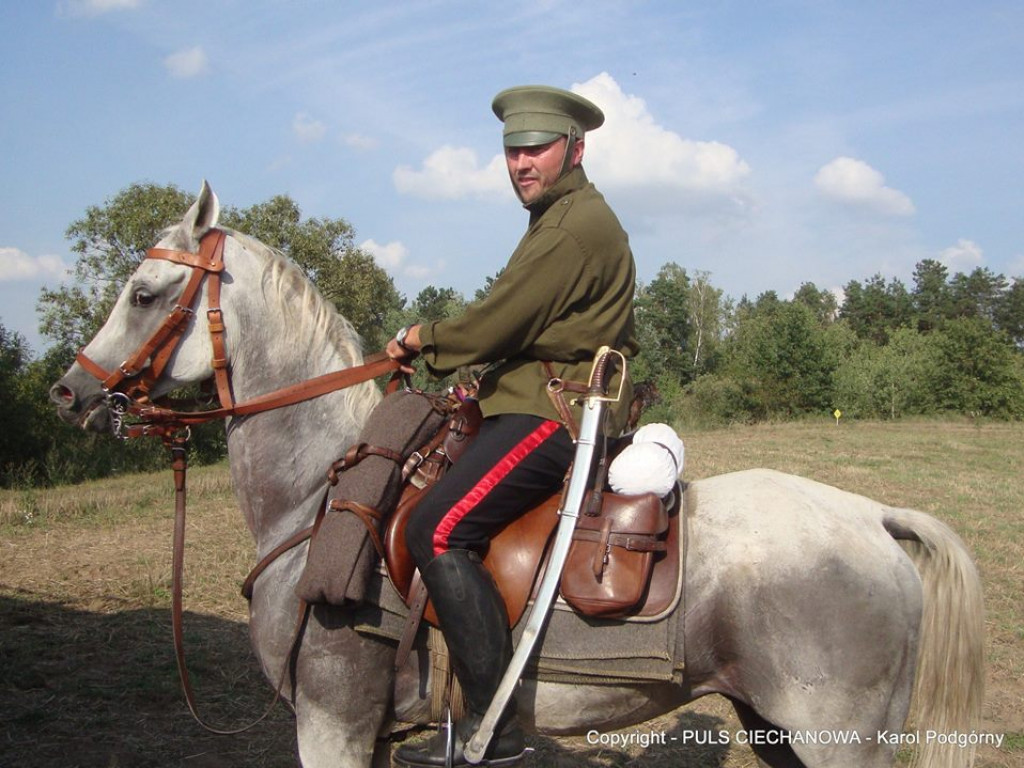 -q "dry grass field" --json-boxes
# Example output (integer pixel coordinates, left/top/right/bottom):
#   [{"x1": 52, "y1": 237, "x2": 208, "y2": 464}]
[{"x1": 1, "y1": 419, "x2": 1021, "y2": 767}]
